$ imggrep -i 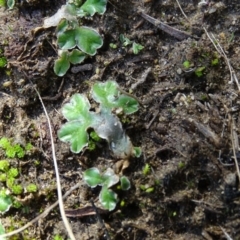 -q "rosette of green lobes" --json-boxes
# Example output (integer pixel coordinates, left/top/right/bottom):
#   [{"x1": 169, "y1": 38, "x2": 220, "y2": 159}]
[
  {"x1": 57, "y1": 23, "x2": 103, "y2": 56},
  {"x1": 54, "y1": 49, "x2": 85, "y2": 76},
  {"x1": 92, "y1": 81, "x2": 139, "y2": 114},
  {"x1": 58, "y1": 94, "x2": 101, "y2": 153}
]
